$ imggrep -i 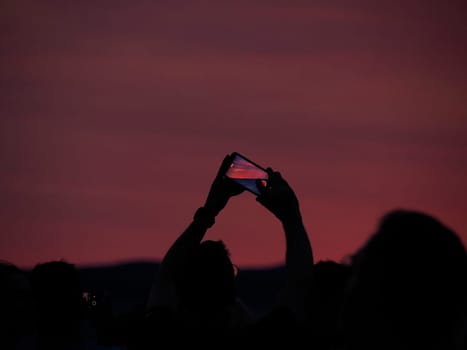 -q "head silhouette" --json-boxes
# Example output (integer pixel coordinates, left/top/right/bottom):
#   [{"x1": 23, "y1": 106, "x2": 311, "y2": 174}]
[
  {"x1": 31, "y1": 260, "x2": 82, "y2": 347},
  {"x1": 342, "y1": 209, "x2": 467, "y2": 350},
  {"x1": 179, "y1": 240, "x2": 236, "y2": 314},
  {"x1": 0, "y1": 261, "x2": 35, "y2": 348}
]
